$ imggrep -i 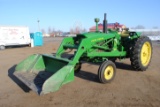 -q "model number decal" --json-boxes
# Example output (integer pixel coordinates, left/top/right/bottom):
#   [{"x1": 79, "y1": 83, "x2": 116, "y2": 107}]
[{"x1": 91, "y1": 38, "x2": 104, "y2": 42}]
